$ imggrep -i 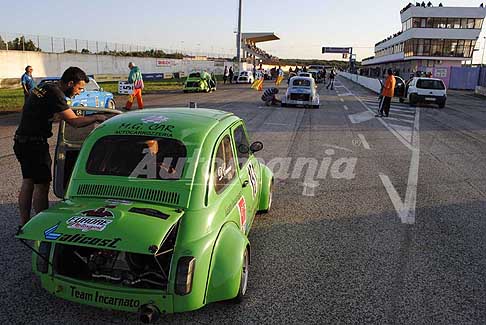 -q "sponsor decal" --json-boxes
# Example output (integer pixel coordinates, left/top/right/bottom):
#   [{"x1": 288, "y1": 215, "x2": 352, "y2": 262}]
[
  {"x1": 69, "y1": 286, "x2": 140, "y2": 308},
  {"x1": 66, "y1": 208, "x2": 114, "y2": 232},
  {"x1": 237, "y1": 197, "x2": 247, "y2": 232},
  {"x1": 44, "y1": 223, "x2": 62, "y2": 240},
  {"x1": 115, "y1": 122, "x2": 174, "y2": 137},
  {"x1": 43, "y1": 224, "x2": 122, "y2": 248},
  {"x1": 142, "y1": 115, "x2": 169, "y2": 124},
  {"x1": 247, "y1": 163, "x2": 258, "y2": 198}
]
